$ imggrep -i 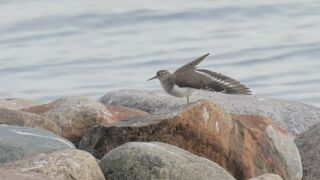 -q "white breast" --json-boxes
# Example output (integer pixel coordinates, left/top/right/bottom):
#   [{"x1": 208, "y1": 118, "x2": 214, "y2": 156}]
[{"x1": 164, "y1": 85, "x2": 195, "y2": 97}]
